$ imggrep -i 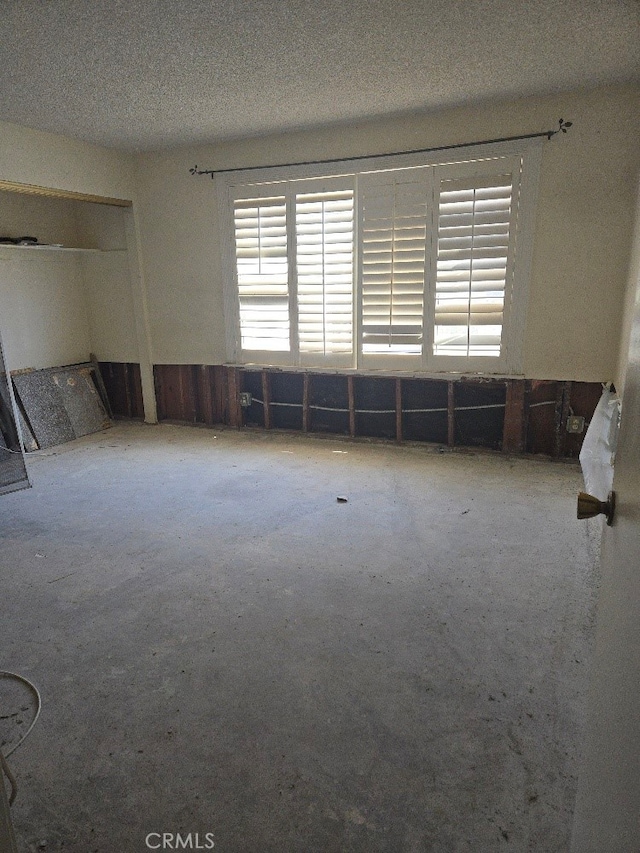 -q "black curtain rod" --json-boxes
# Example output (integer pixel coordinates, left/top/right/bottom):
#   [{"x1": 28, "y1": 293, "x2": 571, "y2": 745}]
[{"x1": 190, "y1": 118, "x2": 572, "y2": 179}]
